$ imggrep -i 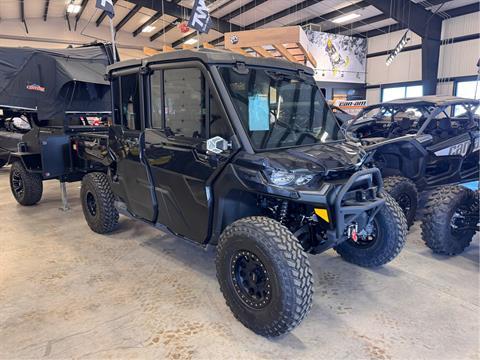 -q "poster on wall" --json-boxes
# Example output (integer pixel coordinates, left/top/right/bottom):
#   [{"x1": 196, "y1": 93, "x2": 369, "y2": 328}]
[{"x1": 305, "y1": 30, "x2": 367, "y2": 83}]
